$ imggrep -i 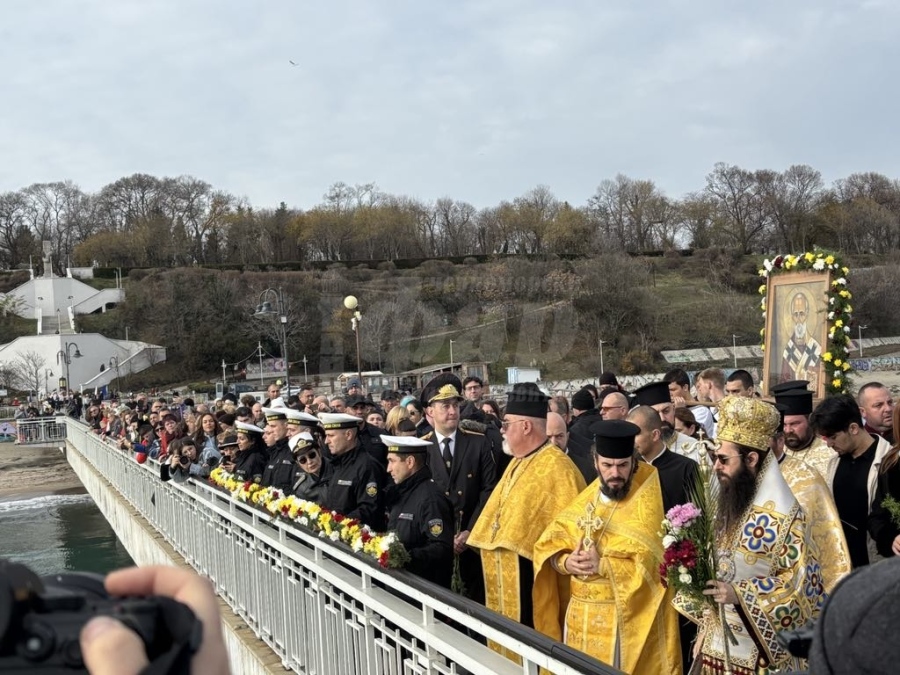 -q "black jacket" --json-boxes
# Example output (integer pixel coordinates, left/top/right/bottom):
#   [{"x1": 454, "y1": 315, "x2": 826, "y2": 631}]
[
  {"x1": 292, "y1": 461, "x2": 333, "y2": 506},
  {"x1": 359, "y1": 422, "x2": 387, "y2": 466},
  {"x1": 869, "y1": 462, "x2": 900, "y2": 558},
  {"x1": 565, "y1": 444, "x2": 597, "y2": 485},
  {"x1": 568, "y1": 409, "x2": 601, "y2": 456},
  {"x1": 648, "y1": 448, "x2": 700, "y2": 513},
  {"x1": 386, "y1": 466, "x2": 454, "y2": 588},
  {"x1": 232, "y1": 448, "x2": 267, "y2": 483},
  {"x1": 323, "y1": 443, "x2": 387, "y2": 530},
  {"x1": 261, "y1": 437, "x2": 296, "y2": 493},
  {"x1": 424, "y1": 428, "x2": 498, "y2": 532}
]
